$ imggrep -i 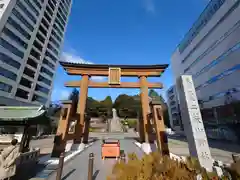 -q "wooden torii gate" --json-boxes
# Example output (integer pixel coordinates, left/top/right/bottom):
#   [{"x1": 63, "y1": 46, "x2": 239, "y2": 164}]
[{"x1": 52, "y1": 62, "x2": 168, "y2": 157}]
